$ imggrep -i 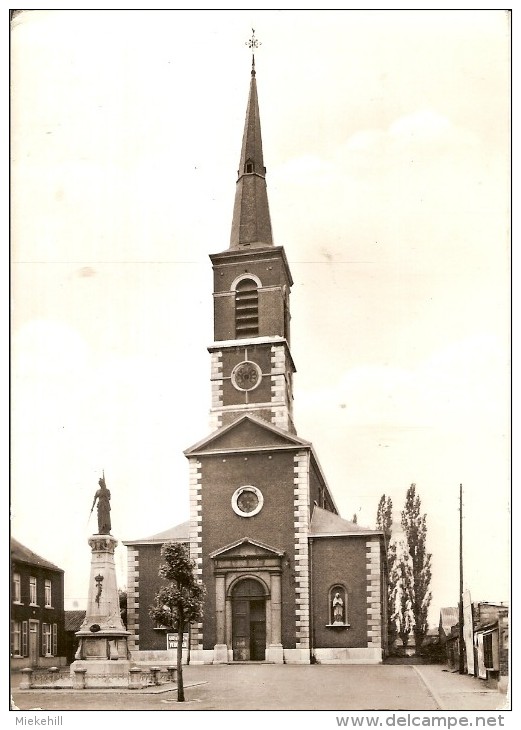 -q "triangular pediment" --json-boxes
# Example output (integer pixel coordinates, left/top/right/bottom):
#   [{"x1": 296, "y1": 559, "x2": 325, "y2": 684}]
[
  {"x1": 209, "y1": 537, "x2": 284, "y2": 560},
  {"x1": 184, "y1": 414, "x2": 310, "y2": 456}
]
